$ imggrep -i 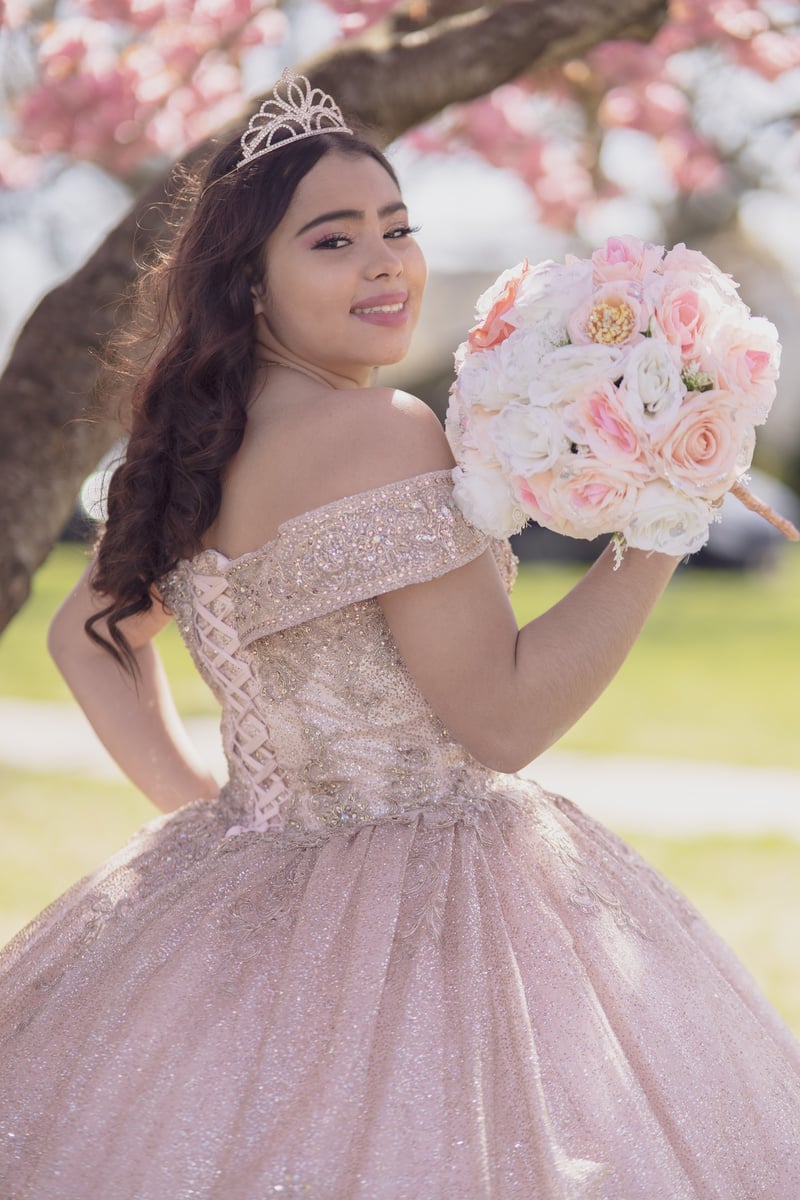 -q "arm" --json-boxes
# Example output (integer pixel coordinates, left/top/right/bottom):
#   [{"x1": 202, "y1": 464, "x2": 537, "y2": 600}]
[
  {"x1": 344, "y1": 391, "x2": 681, "y2": 773},
  {"x1": 380, "y1": 535, "x2": 678, "y2": 773},
  {"x1": 48, "y1": 563, "x2": 220, "y2": 814}
]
